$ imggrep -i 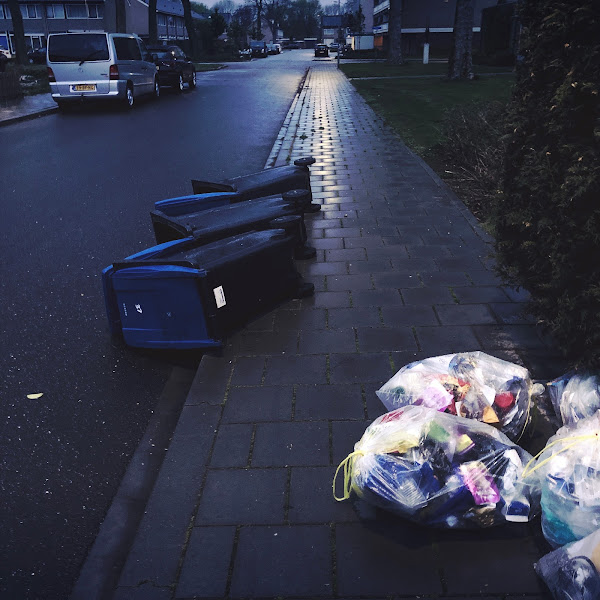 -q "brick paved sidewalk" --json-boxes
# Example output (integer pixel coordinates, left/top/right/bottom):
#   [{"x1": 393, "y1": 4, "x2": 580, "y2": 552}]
[{"x1": 109, "y1": 63, "x2": 562, "y2": 600}]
